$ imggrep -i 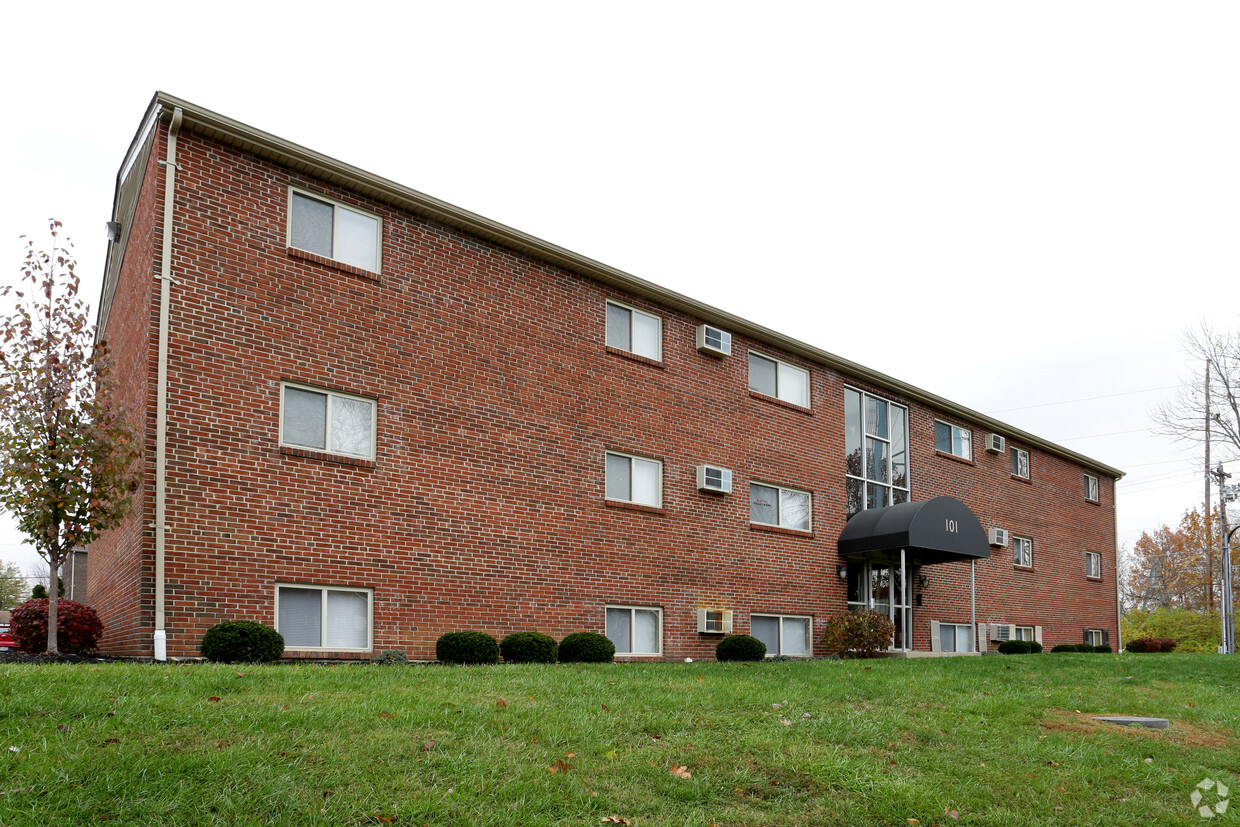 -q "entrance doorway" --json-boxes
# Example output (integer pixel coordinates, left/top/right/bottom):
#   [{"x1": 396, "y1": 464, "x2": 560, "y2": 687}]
[{"x1": 846, "y1": 561, "x2": 913, "y2": 651}]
